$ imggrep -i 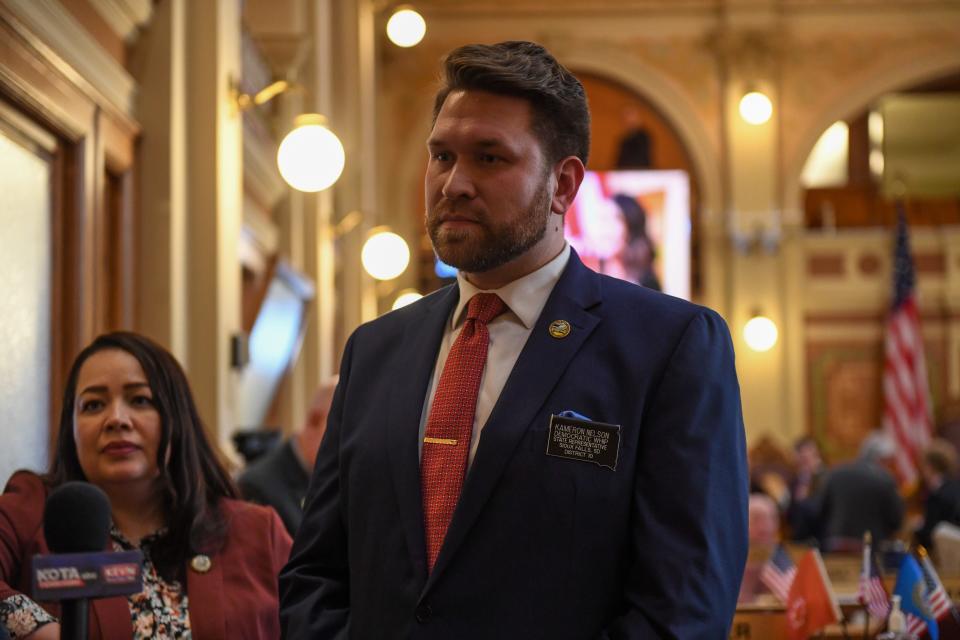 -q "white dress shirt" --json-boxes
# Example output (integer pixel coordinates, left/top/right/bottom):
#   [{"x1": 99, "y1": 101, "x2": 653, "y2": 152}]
[{"x1": 418, "y1": 244, "x2": 571, "y2": 466}]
